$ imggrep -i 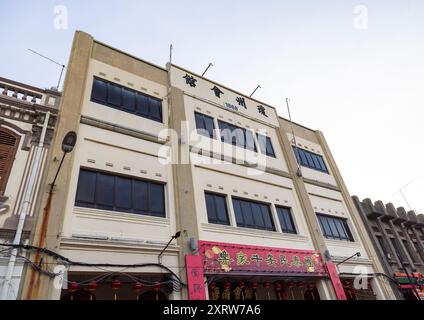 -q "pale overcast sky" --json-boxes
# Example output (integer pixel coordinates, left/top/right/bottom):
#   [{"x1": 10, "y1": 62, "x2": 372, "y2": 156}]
[{"x1": 1, "y1": 0, "x2": 423, "y2": 213}]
